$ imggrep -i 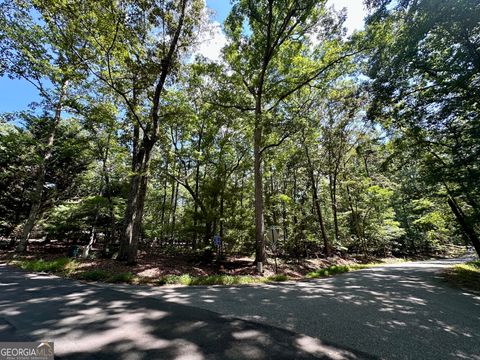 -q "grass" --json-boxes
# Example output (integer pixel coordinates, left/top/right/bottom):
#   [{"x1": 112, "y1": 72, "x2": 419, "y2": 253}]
[
  {"x1": 445, "y1": 260, "x2": 480, "y2": 293},
  {"x1": 156, "y1": 273, "x2": 291, "y2": 286},
  {"x1": 157, "y1": 274, "x2": 265, "y2": 286},
  {"x1": 109, "y1": 272, "x2": 134, "y2": 283},
  {"x1": 11, "y1": 257, "x2": 77, "y2": 274},
  {"x1": 10, "y1": 258, "x2": 135, "y2": 283},
  {"x1": 306, "y1": 262, "x2": 387, "y2": 279}
]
